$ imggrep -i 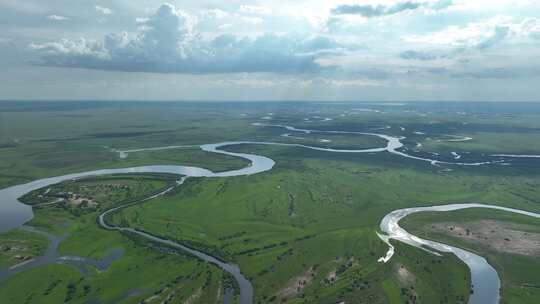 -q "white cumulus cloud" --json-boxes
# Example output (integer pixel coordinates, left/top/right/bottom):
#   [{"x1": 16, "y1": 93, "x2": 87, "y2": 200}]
[
  {"x1": 29, "y1": 3, "x2": 356, "y2": 74},
  {"x1": 95, "y1": 5, "x2": 113, "y2": 15},
  {"x1": 239, "y1": 5, "x2": 272, "y2": 15},
  {"x1": 47, "y1": 14, "x2": 69, "y2": 21}
]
